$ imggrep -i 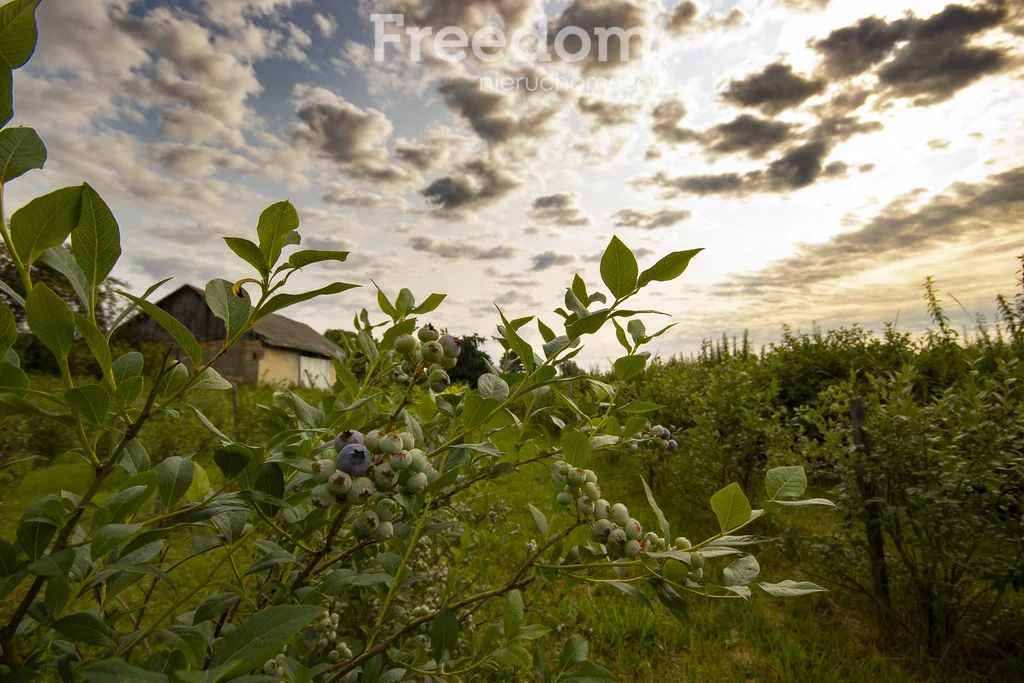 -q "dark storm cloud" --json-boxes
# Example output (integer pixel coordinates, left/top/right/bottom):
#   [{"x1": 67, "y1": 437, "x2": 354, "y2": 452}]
[
  {"x1": 713, "y1": 165, "x2": 1024, "y2": 297},
  {"x1": 532, "y1": 251, "x2": 577, "y2": 271},
  {"x1": 812, "y1": 16, "x2": 913, "y2": 80},
  {"x1": 408, "y1": 235, "x2": 520, "y2": 260},
  {"x1": 421, "y1": 157, "x2": 523, "y2": 215},
  {"x1": 438, "y1": 77, "x2": 560, "y2": 145},
  {"x1": 720, "y1": 63, "x2": 827, "y2": 116},
  {"x1": 528, "y1": 193, "x2": 591, "y2": 227},
  {"x1": 702, "y1": 114, "x2": 800, "y2": 159},
  {"x1": 578, "y1": 97, "x2": 640, "y2": 130},
  {"x1": 611, "y1": 207, "x2": 692, "y2": 230}
]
